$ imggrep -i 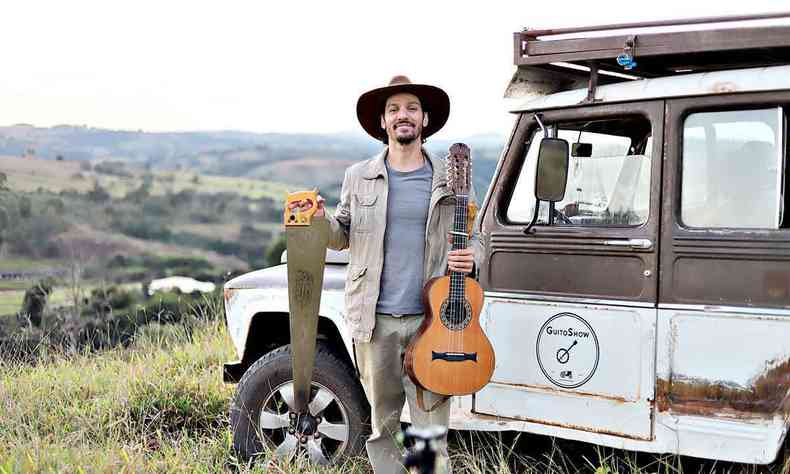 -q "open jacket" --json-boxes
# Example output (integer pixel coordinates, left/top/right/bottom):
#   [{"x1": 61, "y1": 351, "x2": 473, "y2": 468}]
[{"x1": 324, "y1": 147, "x2": 483, "y2": 343}]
